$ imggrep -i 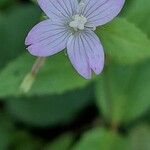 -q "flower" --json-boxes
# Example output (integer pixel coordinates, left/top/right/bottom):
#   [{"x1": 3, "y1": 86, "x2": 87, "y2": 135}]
[{"x1": 25, "y1": 0, "x2": 125, "y2": 79}]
